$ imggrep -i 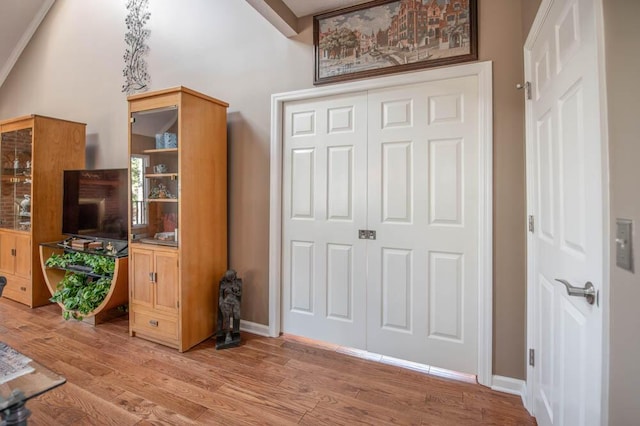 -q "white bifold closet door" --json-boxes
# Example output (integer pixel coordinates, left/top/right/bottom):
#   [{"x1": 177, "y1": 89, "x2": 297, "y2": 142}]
[
  {"x1": 283, "y1": 92, "x2": 369, "y2": 349},
  {"x1": 283, "y1": 76, "x2": 479, "y2": 374}
]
